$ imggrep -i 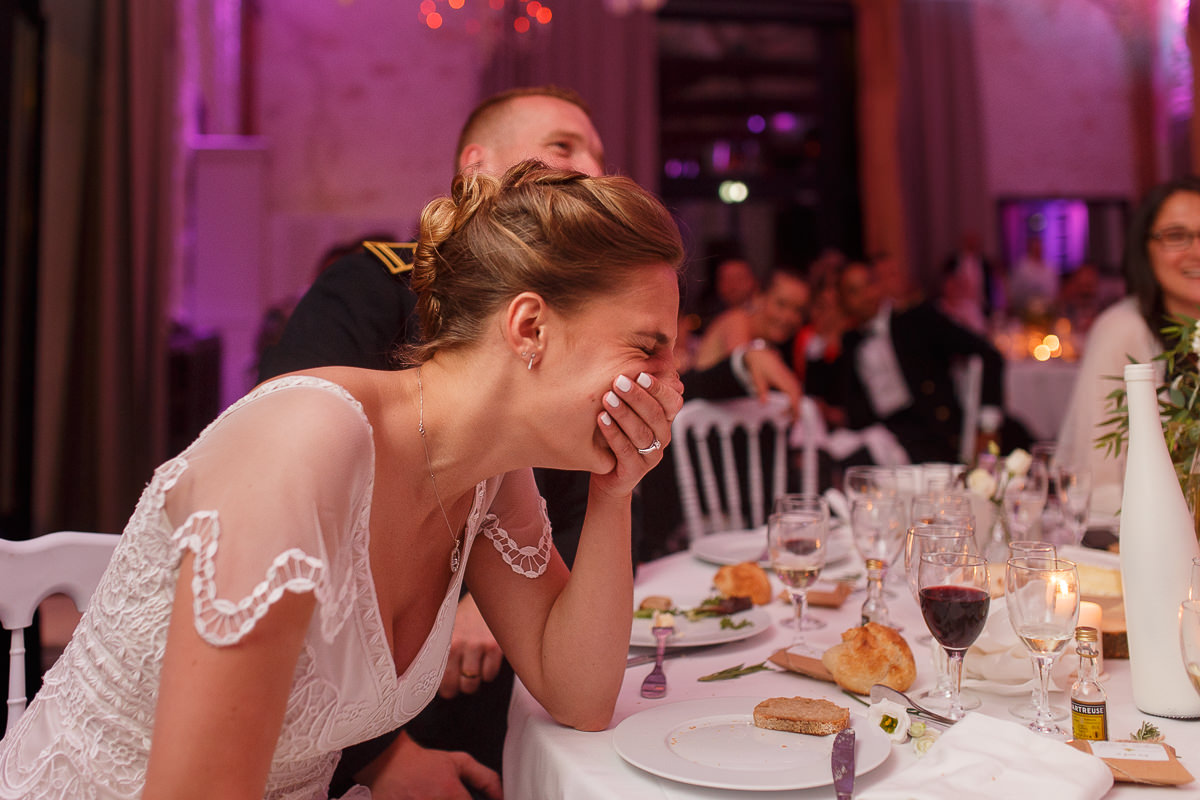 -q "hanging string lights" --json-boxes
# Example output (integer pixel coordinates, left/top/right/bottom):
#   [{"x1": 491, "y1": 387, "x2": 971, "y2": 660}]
[{"x1": 418, "y1": 0, "x2": 553, "y2": 33}]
